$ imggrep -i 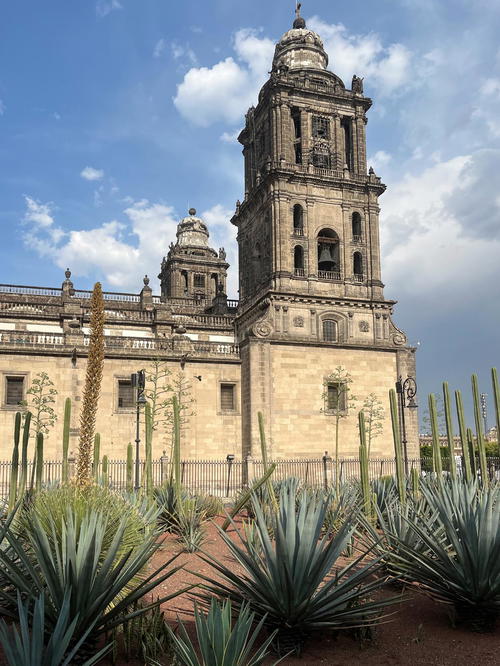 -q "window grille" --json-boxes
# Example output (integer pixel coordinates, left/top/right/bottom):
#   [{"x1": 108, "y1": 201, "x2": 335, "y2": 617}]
[
  {"x1": 5, "y1": 376, "x2": 24, "y2": 405},
  {"x1": 221, "y1": 383, "x2": 235, "y2": 411}
]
